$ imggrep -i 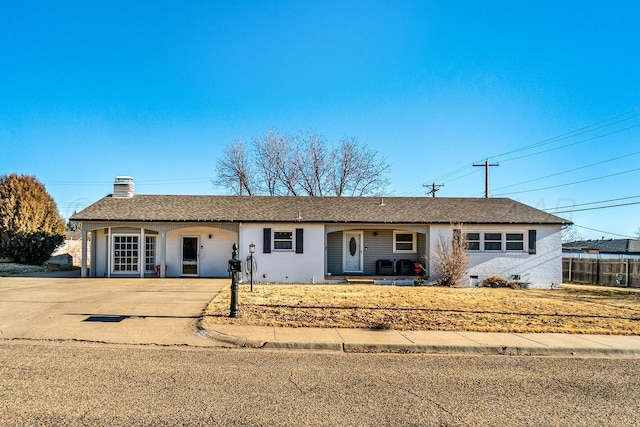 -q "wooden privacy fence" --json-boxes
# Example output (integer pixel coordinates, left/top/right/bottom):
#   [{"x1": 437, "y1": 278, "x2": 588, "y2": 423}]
[{"x1": 563, "y1": 258, "x2": 640, "y2": 288}]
